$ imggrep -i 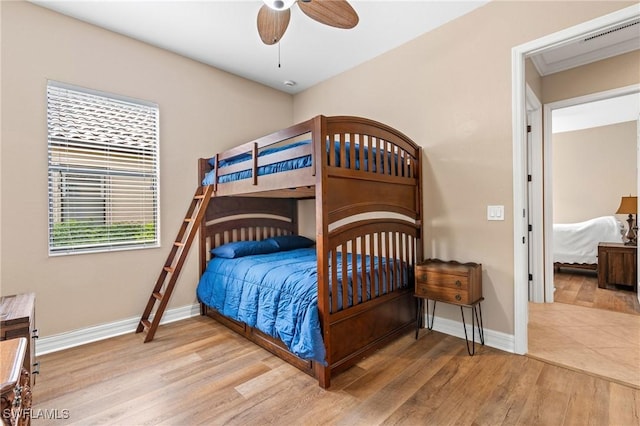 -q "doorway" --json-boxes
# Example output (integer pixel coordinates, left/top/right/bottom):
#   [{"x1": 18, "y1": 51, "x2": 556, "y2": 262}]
[
  {"x1": 528, "y1": 90, "x2": 640, "y2": 388},
  {"x1": 512, "y1": 4, "x2": 640, "y2": 355},
  {"x1": 513, "y1": 6, "x2": 640, "y2": 387}
]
